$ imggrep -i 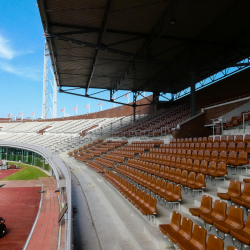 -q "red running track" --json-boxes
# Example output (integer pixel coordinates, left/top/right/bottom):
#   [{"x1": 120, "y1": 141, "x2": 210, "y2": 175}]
[
  {"x1": 0, "y1": 187, "x2": 41, "y2": 250},
  {"x1": 0, "y1": 169, "x2": 20, "y2": 180}
]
